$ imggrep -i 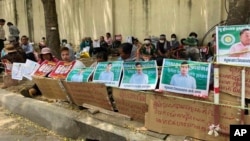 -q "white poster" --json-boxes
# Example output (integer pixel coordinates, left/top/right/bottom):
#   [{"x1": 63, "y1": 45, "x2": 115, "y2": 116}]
[
  {"x1": 12, "y1": 63, "x2": 25, "y2": 80},
  {"x1": 22, "y1": 59, "x2": 40, "y2": 80}
]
